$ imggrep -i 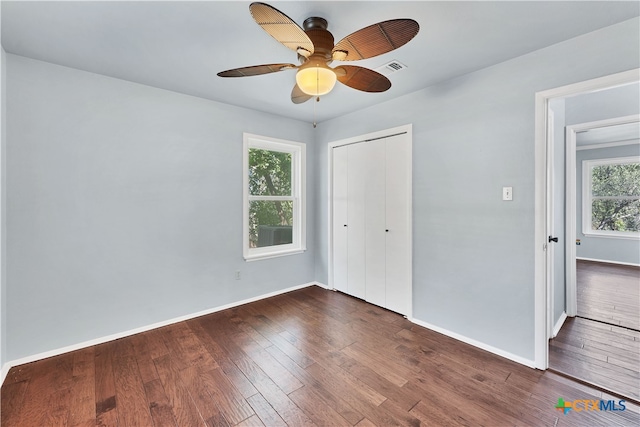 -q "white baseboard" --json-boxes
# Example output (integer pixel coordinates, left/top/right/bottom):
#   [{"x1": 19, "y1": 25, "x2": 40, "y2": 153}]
[
  {"x1": 0, "y1": 363, "x2": 10, "y2": 387},
  {"x1": 314, "y1": 281, "x2": 330, "y2": 289},
  {"x1": 0, "y1": 281, "x2": 323, "y2": 386},
  {"x1": 576, "y1": 257, "x2": 640, "y2": 267},
  {"x1": 552, "y1": 312, "x2": 568, "y2": 339},
  {"x1": 409, "y1": 317, "x2": 537, "y2": 369}
]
